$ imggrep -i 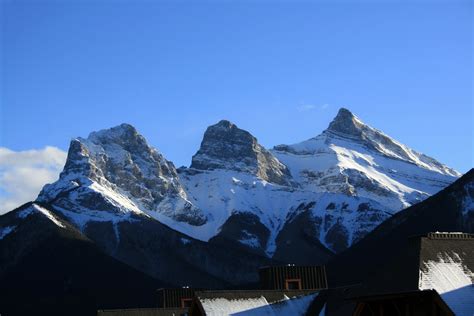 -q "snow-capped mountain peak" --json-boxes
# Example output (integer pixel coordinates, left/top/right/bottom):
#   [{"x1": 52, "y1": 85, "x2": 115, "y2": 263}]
[
  {"x1": 326, "y1": 107, "x2": 364, "y2": 138},
  {"x1": 324, "y1": 108, "x2": 460, "y2": 177},
  {"x1": 190, "y1": 120, "x2": 292, "y2": 186},
  {"x1": 33, "y1": 110, "x2": 461, "y2": 257},
  {"x1": 38, "y1": 123, "x2": 206, "y2": 228},
  {"x1": 272, "y1": 108, "x2": 460, "y2": 210},
  {"x1": 40, "y1": 123, "x2": 183, "y2": 202}
]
